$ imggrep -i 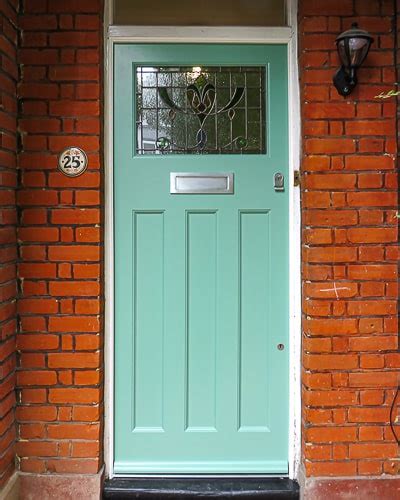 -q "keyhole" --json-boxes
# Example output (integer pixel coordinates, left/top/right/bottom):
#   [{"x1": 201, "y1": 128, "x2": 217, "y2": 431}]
[{"x1": 277, "y1": 344, "x2": 285, "y2": 351}]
